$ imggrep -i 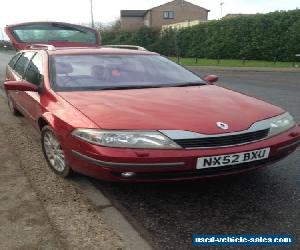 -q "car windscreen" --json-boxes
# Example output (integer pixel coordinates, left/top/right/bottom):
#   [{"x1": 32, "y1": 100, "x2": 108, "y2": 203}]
[
  {"x1": 51, "y1": 54, "x2": 205, "y2": 91},
  {"x1": 11, "y1": 23, "x2": 97, "y2": 44}
]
